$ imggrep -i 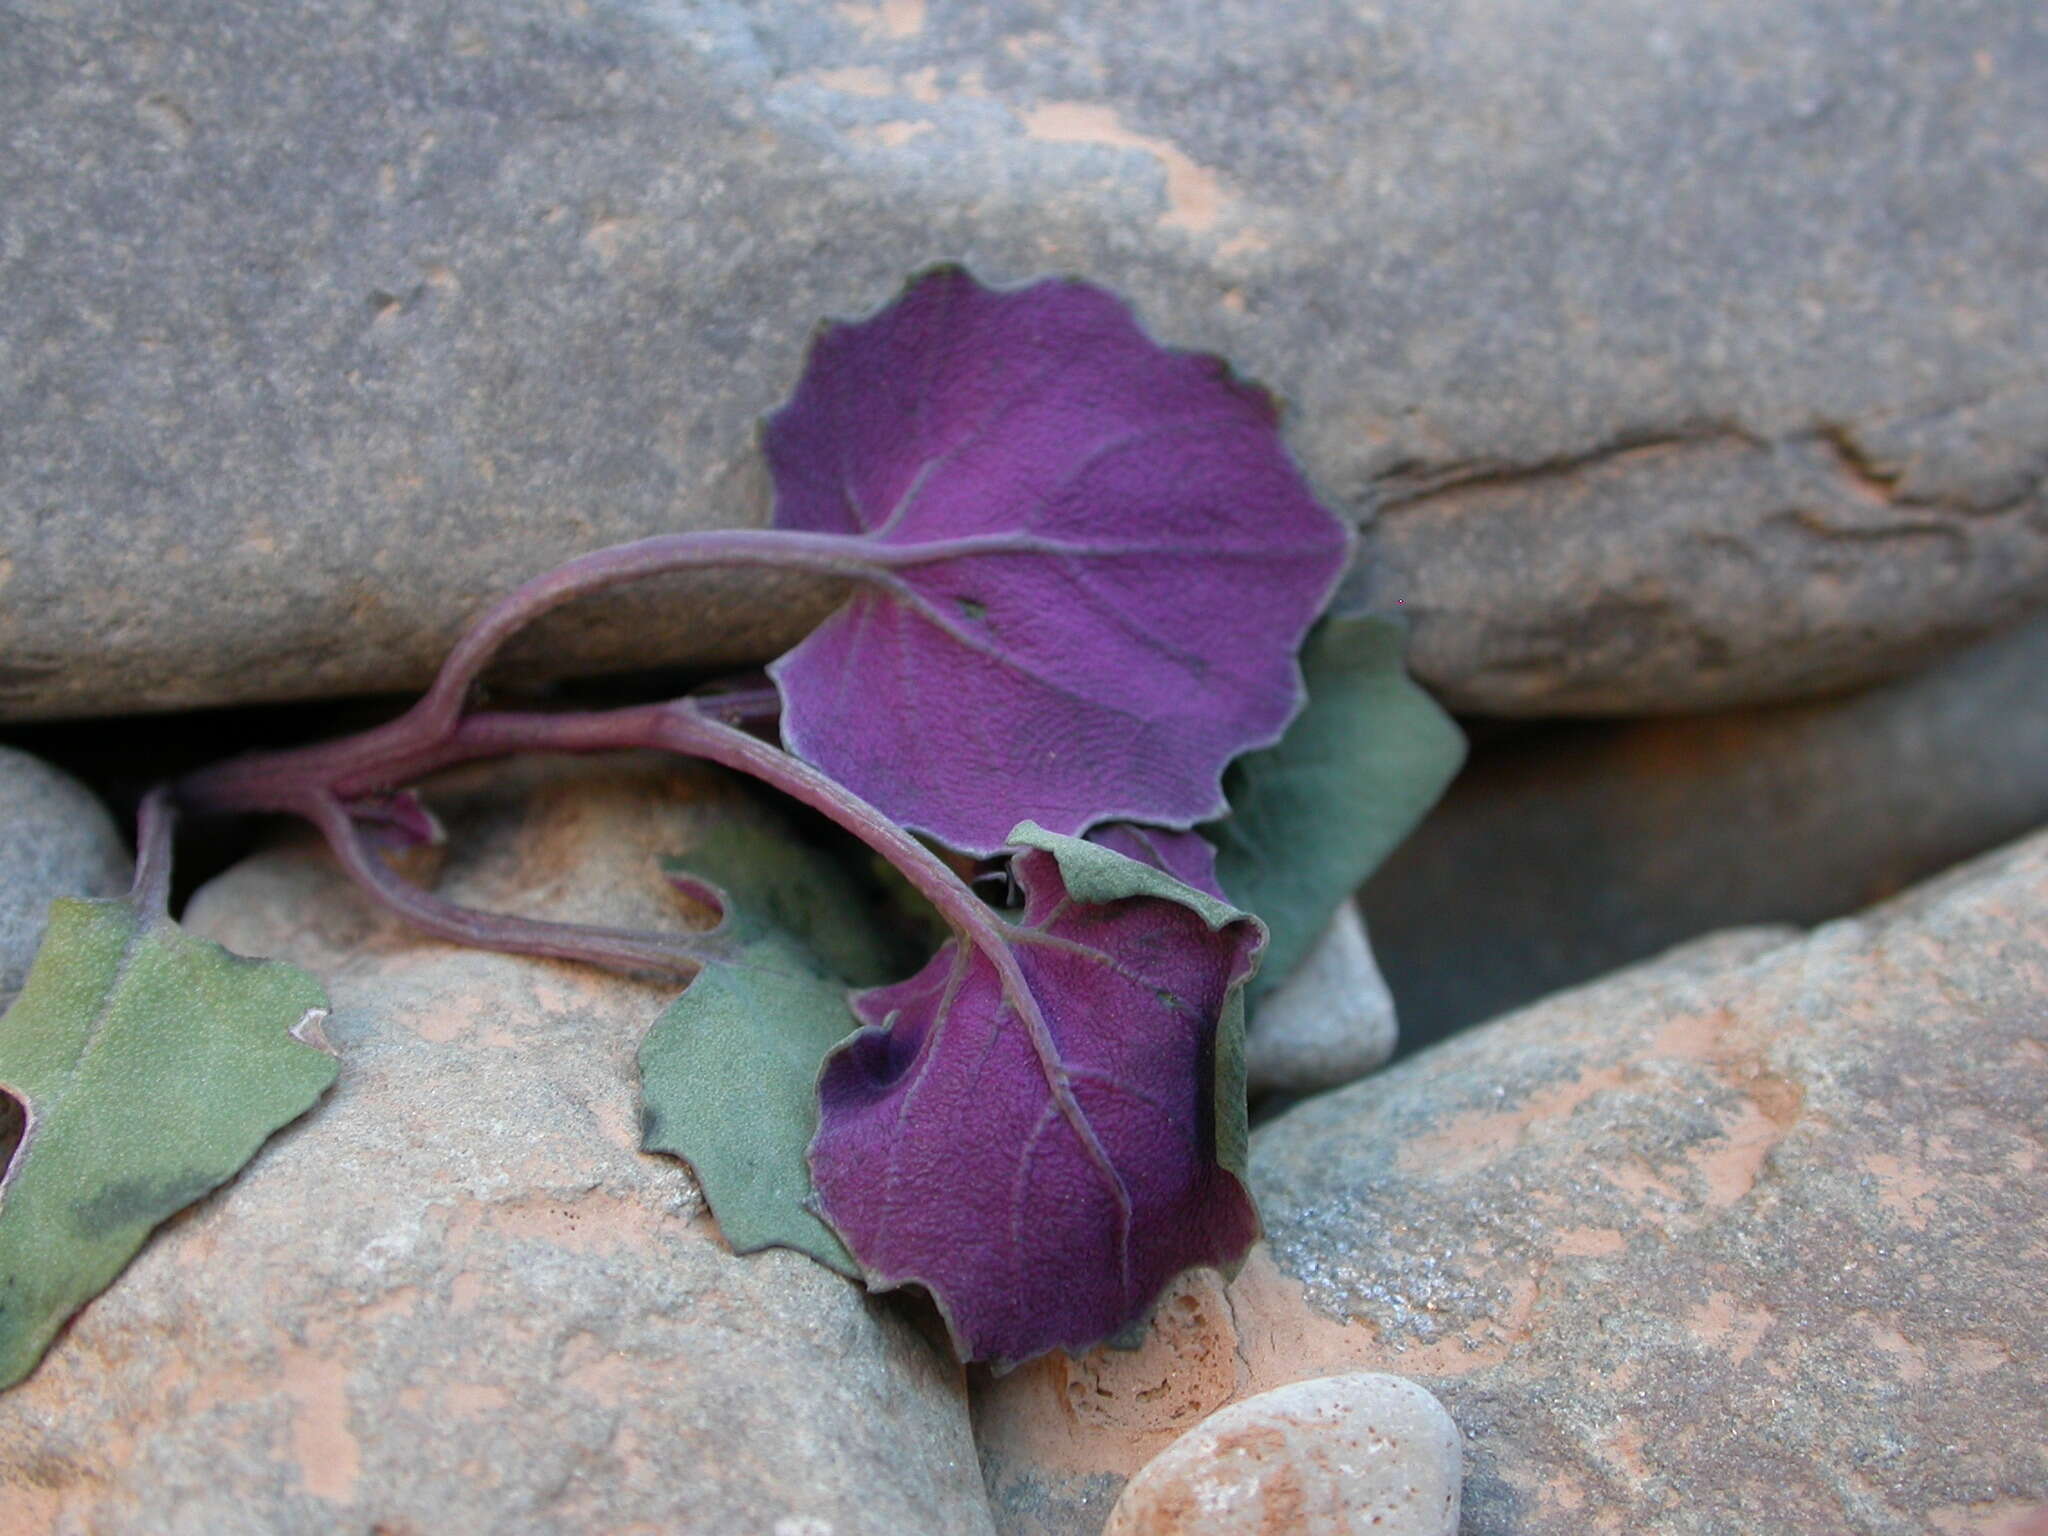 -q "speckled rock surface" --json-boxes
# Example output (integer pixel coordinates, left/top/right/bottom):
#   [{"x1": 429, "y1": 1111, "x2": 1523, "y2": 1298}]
[
  {"x1": 1103, "y1": 1372, "x2": 1460, "y2": 1536},
  {"x1": 1364, "y1": 610, "x2": 2048, "y2": 1047},
  {"x1": 5, "y1": 0, "x2": 2046, "y2": 720},
  {"x1": 0, "y1": 758, "x2": 995, "y2": 1535},
  {"x1": 1246, "y1": 904, "x2": 1396, "y2": 1098},
  {"x1": 978, "y1": 831, "x2": 2048, "y2": 1534},
  {"x1": 0, "y1": 748, "x2": 131, "y2": 1008}
]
